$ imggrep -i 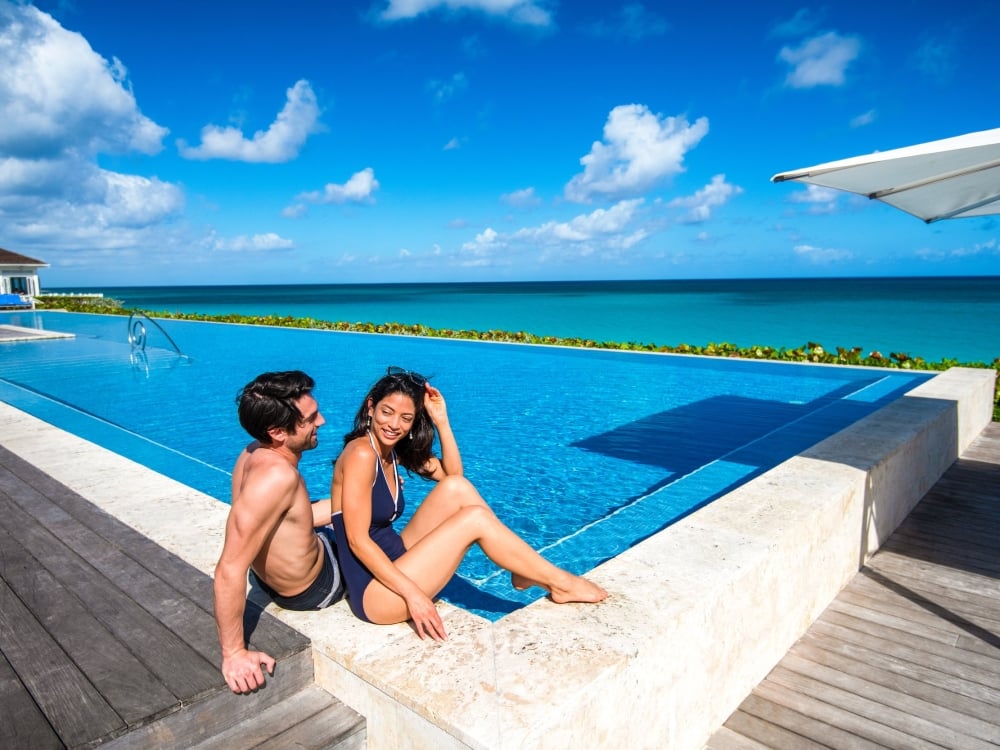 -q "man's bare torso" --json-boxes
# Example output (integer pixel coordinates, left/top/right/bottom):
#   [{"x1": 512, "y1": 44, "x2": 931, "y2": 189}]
[{"x1": 232, "y1": 443, "x2": 323, "y2": 596}]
